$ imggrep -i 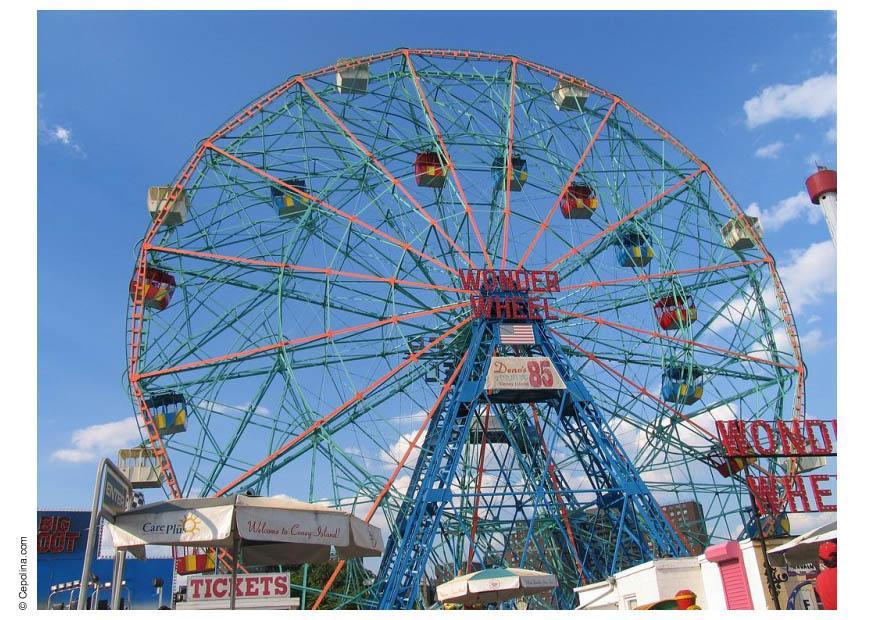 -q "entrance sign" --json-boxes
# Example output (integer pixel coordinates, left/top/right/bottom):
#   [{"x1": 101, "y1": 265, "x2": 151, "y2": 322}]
[
  {"x1": 102, "y1": 466, "x2": 132, "y2": 518},
  {"x1": 77, "y1": 458, "x2": 133, "y2": 610},
  {"x1": 716, "y1": 417, "x2": 839, "y2": 609},
  {"x1": 486, "y1": 356, "x2": 567, "y2": 392}
]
